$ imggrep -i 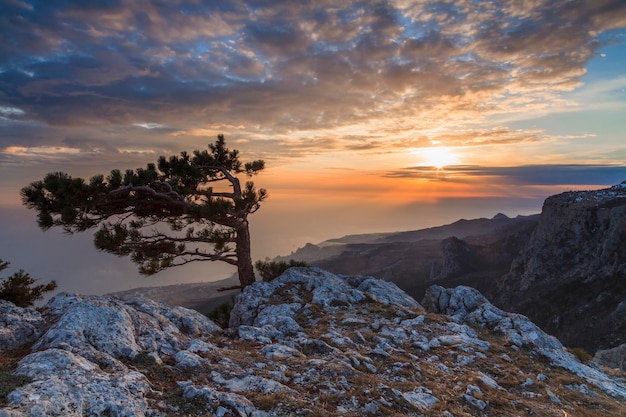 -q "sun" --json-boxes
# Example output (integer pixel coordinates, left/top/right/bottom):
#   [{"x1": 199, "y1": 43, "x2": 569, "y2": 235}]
[{"x1": 418, "y1": 147, "x2": 459, "y2": 169}]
